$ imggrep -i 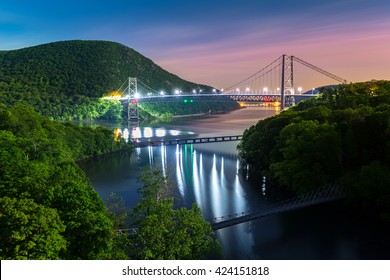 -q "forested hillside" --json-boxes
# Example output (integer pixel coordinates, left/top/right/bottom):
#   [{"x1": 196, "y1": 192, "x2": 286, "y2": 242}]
[
  {"x1": 0, "y1": 40, "x2": 213, "y2": 120},
  {"x1": 238, "y1": 80, "x2": 390, "y2": 223},
  {"x1": 0, "y1": 104, "x2": 133, "y2": 259},
  {"x1": 0, "y1": 104, "x2": 221, "y2": 259}
]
